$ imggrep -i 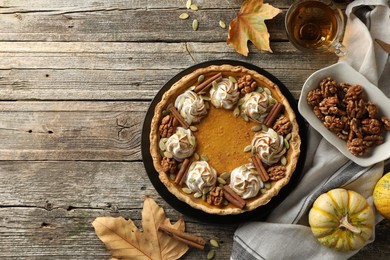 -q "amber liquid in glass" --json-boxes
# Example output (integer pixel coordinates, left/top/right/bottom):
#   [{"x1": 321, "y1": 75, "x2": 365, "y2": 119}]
[{"x1": 287, "y1": 1, "x2": 338, "y2": 50}]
